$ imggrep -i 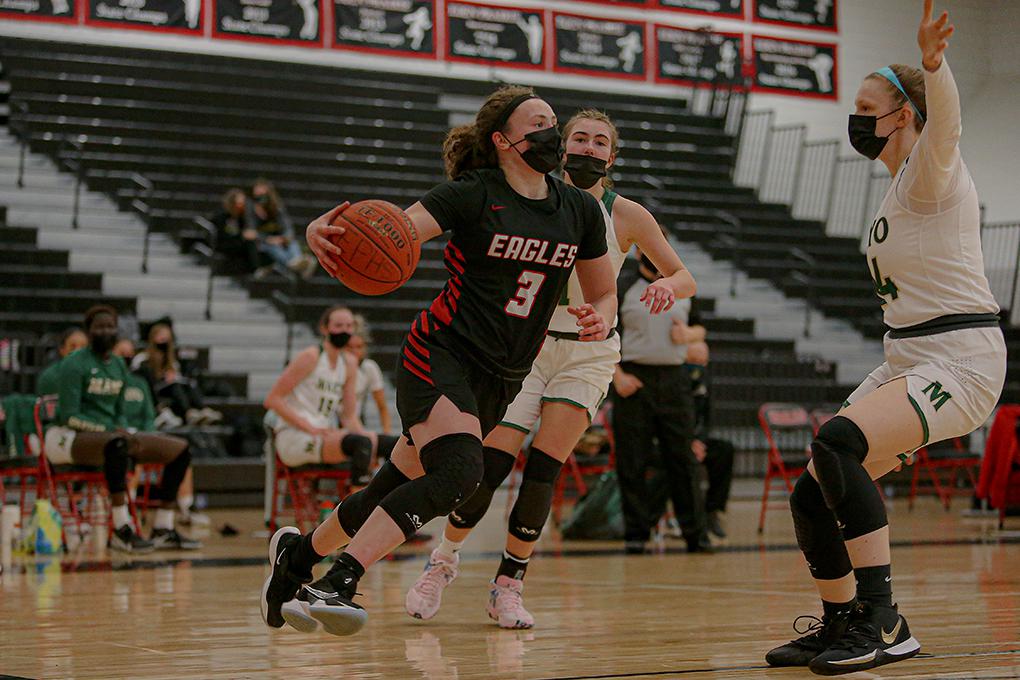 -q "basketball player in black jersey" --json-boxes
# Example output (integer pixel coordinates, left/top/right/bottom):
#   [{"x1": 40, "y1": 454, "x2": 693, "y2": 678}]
[{"x1": 260, "y1": 85, "x2": 617, "y2": 637}]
